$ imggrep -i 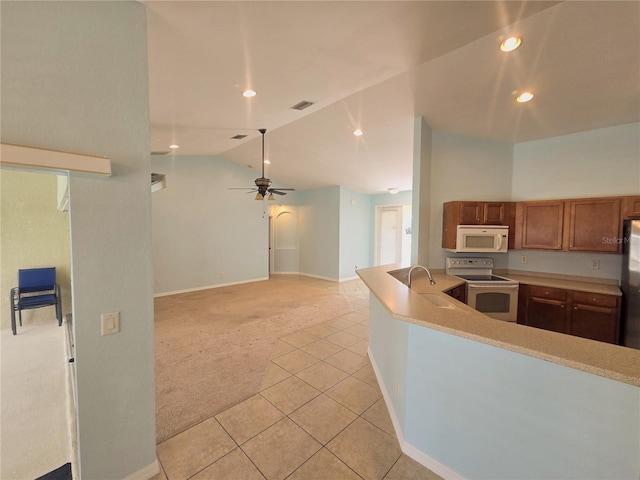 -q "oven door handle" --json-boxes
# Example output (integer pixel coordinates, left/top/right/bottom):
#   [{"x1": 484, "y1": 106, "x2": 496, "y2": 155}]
[{"x1": 468, "y1": 284, "x2": 519, "y2": 289}]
